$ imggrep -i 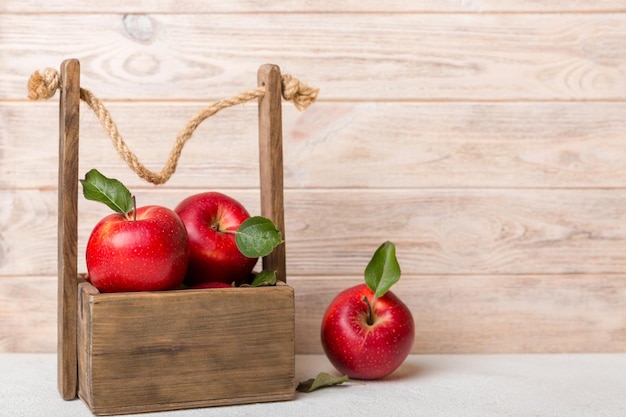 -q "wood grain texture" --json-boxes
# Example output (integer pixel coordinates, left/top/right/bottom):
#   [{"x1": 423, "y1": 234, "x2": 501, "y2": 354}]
[
  {"x1": 3, "y1": 188, "x2": 626, "y2": 277},
  {"x1": 0, "y1": 276, "x2": 57, "y2": 352},
  {"x1": 3, "y1": 1, "x2": 626, "y2": 13},
  {"x1": 2, "y1": 4, "x2": 626, "y2": 356},
  {"x1": 3, "y1": 274, "x2": 625, "y2": 354},
  {"x1": 57, "y1": 59, "x2": 80, "y2": 401},
  {"x1": 4, "y1": 102, "x2": 626, "y2": 190},
  {"x1": 258, "y1": 64, "x2": 287, "y2": 282},
  {"x1": 77, "y1": 281, "x2": 295, "y2": 415},
  {"x1": 291, "y1": 275, "x2": 626, "y2": 354},
  {"x1": 3, "y1": 14, "x2": 626, "y2": 100}
]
